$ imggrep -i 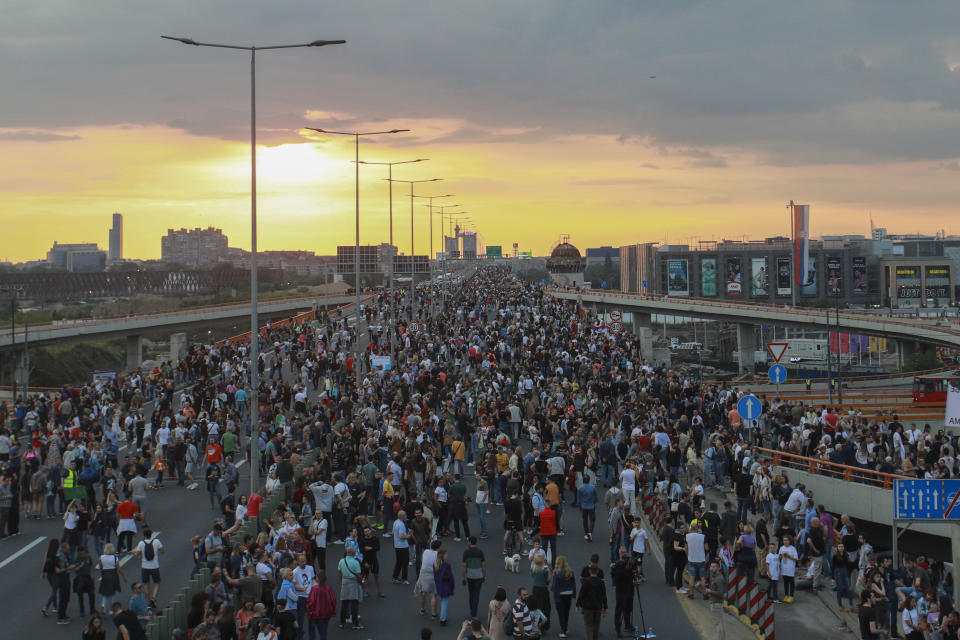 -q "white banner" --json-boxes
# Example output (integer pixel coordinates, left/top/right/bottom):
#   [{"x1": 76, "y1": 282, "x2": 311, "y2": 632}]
[
  {"x1": 370, "y1": 355, "x2": 392, "y2": 371},
  {"x1": 947, "y1": 382, "x2": 960, "y2": 430}
]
